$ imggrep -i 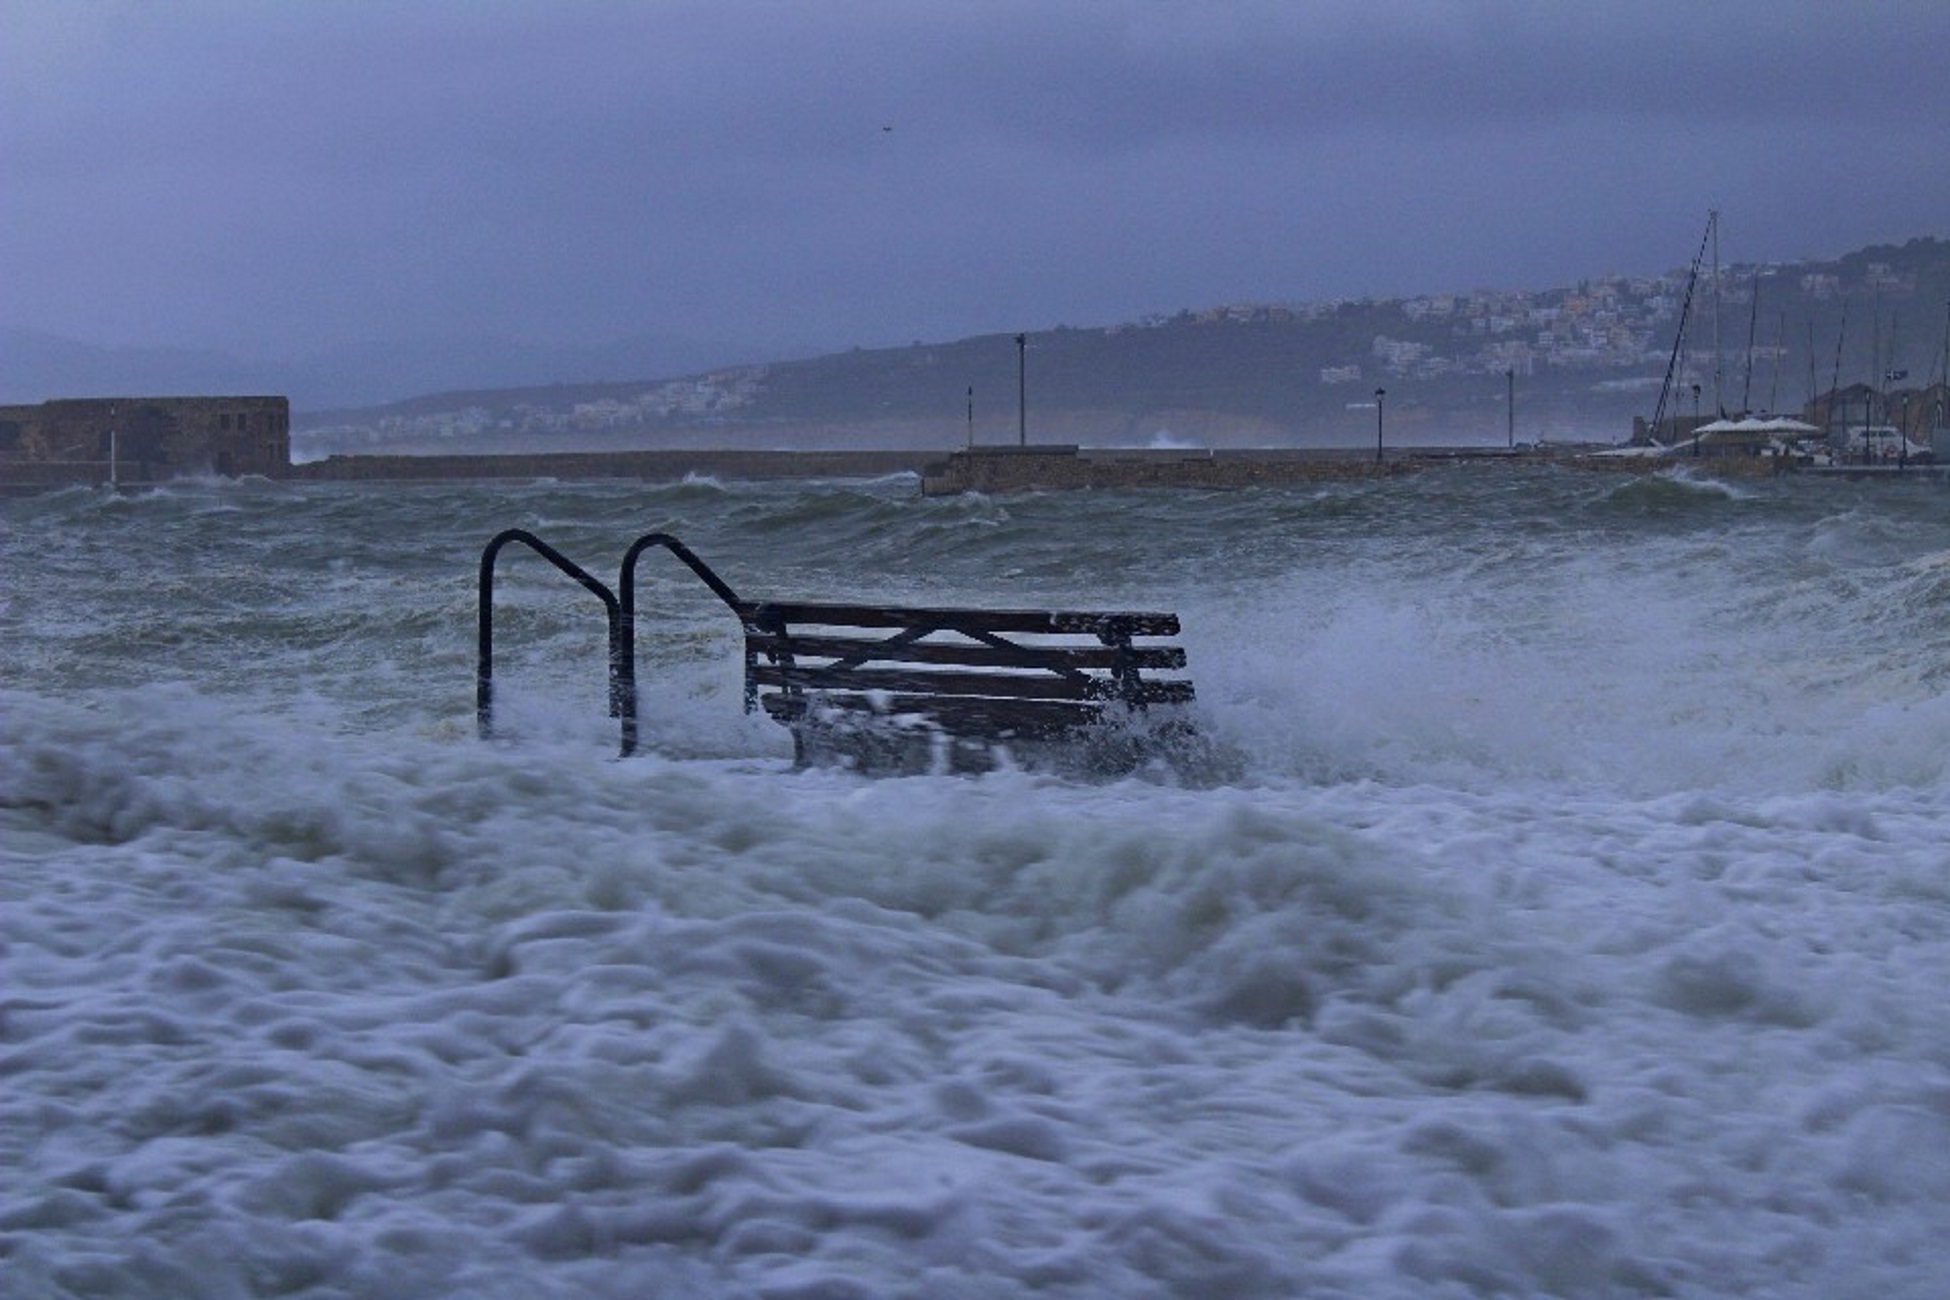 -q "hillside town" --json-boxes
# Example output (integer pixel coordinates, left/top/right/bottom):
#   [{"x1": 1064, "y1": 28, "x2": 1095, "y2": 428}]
[
  {"x1": 5, "y1": 237, "x2": 1944, "y2": 484},
  {"x1": 280, "y1": 236, "x2": 1945, "y2": 460}
]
